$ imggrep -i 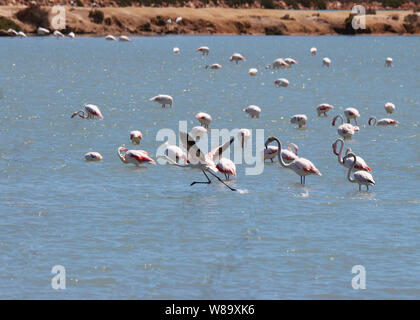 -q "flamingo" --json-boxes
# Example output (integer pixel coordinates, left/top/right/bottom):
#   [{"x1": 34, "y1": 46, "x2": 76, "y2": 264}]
[
  {"x1": 263, "y1": 139, "x2": 298, "y2": 163},
  {"x1": 119, "y1": 35, "x2": 131, "y2": 42},
  {"x1": 248, "y1": 68, "x2": 258, "y2": 76},
  {"x1": 265, "y1": 136, "x2": 322, "y2": 184},
  {"x1": 53, "y1": 30, "x2": 65, "y2": 38},
  {"x1": 130, "y1": 130, "x2": 143, "y2": 145},
  {"x1": 229, "y1": 53, "x2": 246, "y2": 64},
  {"x1": 344, "y1": 108, "x2": 360, "y2": 125},
  {"x1": 205, "y1": 63, "x2": 222, "y2": 70},
  {"x1": 343, "y1": 152, "x2": 375, "y2": 191},
  {"x1": 85, "y1": 152, "x2": 103, "y2": 161},
  {"x1": 71, "y1": 104, "x2": 104, "y2": 120},
  {"x1": 317, "y1": 103, "x2": 334, "y2": 116},
  {"x1": 68, "y1": 32, "x2": 75, "y2": 39},
  {"x1": 385, "y1": 57, "x2": 393, "y2": 67},
  {"x1": 149, "y1": 94, "x2": 173, "y2": 108},
  {"x1": 7, "y1": 29, "x2": 18, "y2": 36},
  {"x1": 196, "y1": 46, "x2": 210, "y2": 55},
  {"x1": 270, "y1": 58, "x2": 289, "y2": 69},
  {"x1": 284, "y1": 58, "x2": 298, "y2": 65},
  {"x1": 310, "y1": 47, "x2": 317, "y2": 56},
  {"x1": 384, "y1": 102, "x2": 396, "y2": 114},
  {"x1": 158, "y1": 132, "x2": 237, "y2": 191},
  {"x1": 105, "y1": 35, "x2": 116, "y2": 41},
  {"x1": 243, "y1": 105, "x2": 261, "y2": 119},
  {"x1": 164, "y1": 142, "x2": 187, "y2": 164},
  {"x1": 323, "y1": 57, "x2": 331, "y2": 67},
  {"x1": 118, "y1": 147, "x2": 156, "y2": 166},
  {"x1": 216, "y1": 158, "x2": 237, "y2": 180},
  {"x1": 274, "y1": 78, "x2": 289, "y2": 87},
  {"x1": 332, "y1": 138, "x2": 372, "y2": 172},
  {"x1": 368, "y1": 116, "x2": 399, "y2": 126},
  {"x1": 190, "y1": 126, "x2": 208, "y2": 139},
  {"x1": 37, "y1": 27, "x2": 50, "y2": 35},
  {"x1": 176, "y1": 16, "x2": 183, "y2": 23},
  {"x1": 18, "y1": 31, "x2": 26, "y2": 38},
  {"x1": 173, "y1": 47, "x2": 180, "y2": 54},
  {"x1": 291, "y1": 114, "x2": 307, "y2": 128},
  {"x1": 238, "y1": 129, "x2": 251, "y2": 148},
  {"x1": 195, "y1": 112, "x2": 212, "y2": 128},
  {"x1": 332, "y1": 115, "x2": 358, "y2": 140}
]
